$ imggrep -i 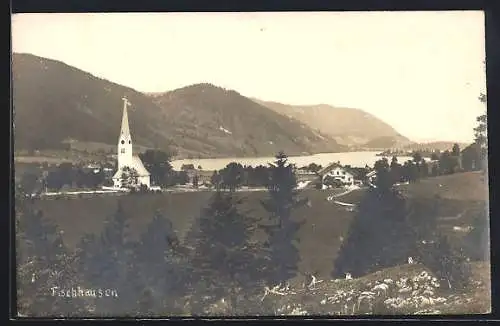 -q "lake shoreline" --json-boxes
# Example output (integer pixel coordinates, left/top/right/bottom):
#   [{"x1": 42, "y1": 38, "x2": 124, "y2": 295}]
[{"x1": 171, "y1": 151, "x2": 418, "y2": 171}]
